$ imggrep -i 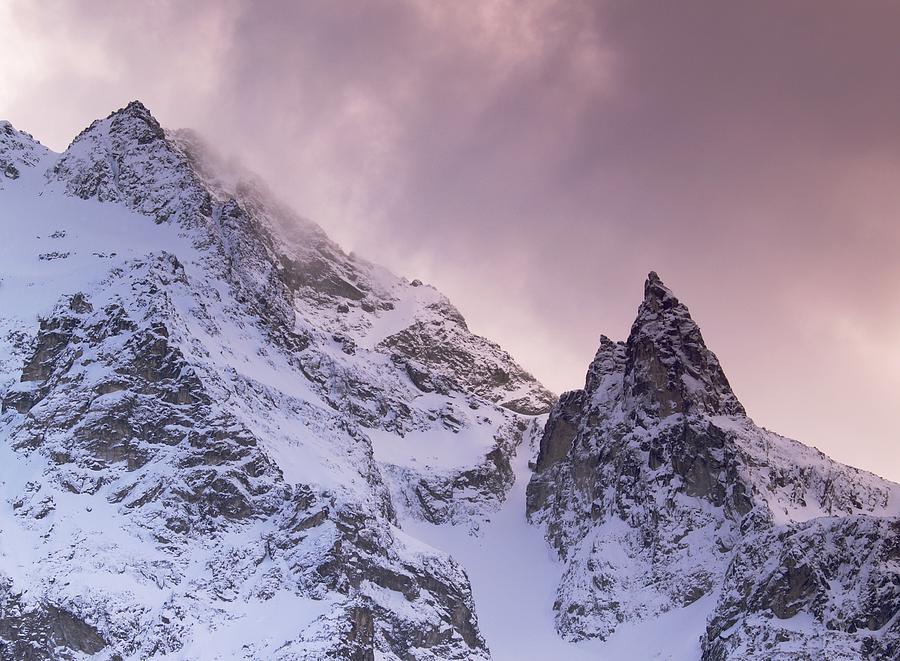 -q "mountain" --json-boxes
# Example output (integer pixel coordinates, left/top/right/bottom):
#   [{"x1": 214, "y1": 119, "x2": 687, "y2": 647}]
[
  {"x1": 527, "y1": 272, "x2": 900, "y2": 659},
  {"x1": 1, "y1": 102, "x2": 897, "y2": 660},
  {"x1": 0, "y1": 101, "x2": 551, "y2": 660}
]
